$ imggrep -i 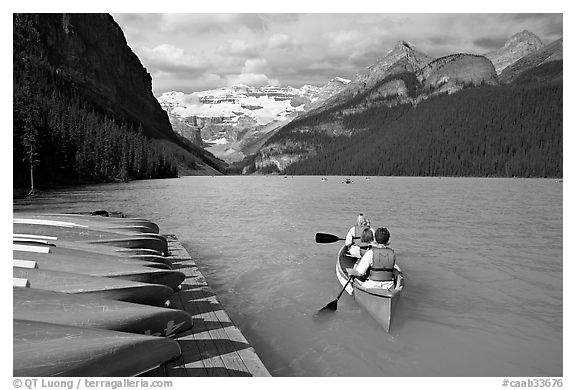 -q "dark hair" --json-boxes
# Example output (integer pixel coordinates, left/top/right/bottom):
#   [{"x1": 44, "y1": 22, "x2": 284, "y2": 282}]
[
  {"x1": 374, "y1": 227, "x2": 390, "y2": 245},
  {"x1": 360, "y1": 227, "x2": 374, "y2": 243}
]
